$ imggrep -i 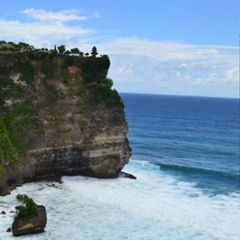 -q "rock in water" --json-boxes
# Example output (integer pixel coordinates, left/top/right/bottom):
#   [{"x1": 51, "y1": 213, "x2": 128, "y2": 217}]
[
  {"x1": 12, "y1": 205, "x2": 47, "y2": 236},
  {"x1": 120, "y1": 171, "x2": 137, "y2": 180}
]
